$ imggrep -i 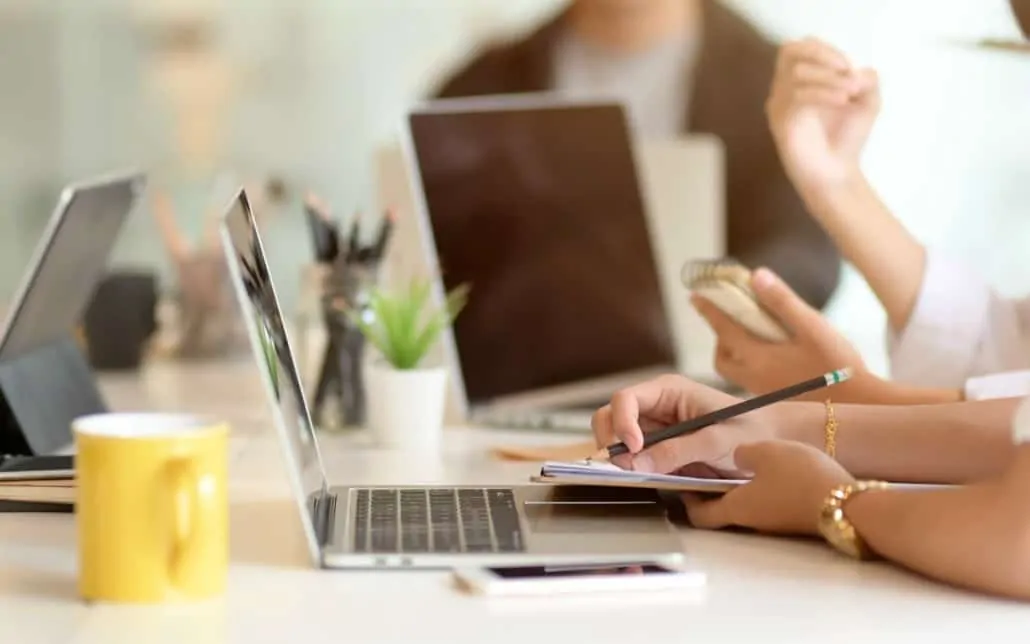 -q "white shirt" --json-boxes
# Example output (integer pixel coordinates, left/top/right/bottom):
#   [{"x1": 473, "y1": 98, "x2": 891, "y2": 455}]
[
  {"x1": 552, "y1": 30, "x2": 698, "y2": 140},
  {"x1": 887, "y1": 250, "x2": 1030, "y2": 400},
  {"x1": 1013, "y1": 396, "x2": 1030, "y2": 443}
]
